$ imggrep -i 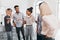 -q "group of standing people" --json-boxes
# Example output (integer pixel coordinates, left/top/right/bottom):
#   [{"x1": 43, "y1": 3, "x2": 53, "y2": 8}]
[
  {"x1": 4, "y1": 1, "x2": 59, "y2": 40},
  {"x1": 4, "y1": 5, "x2": 35, "y2": 40}
]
